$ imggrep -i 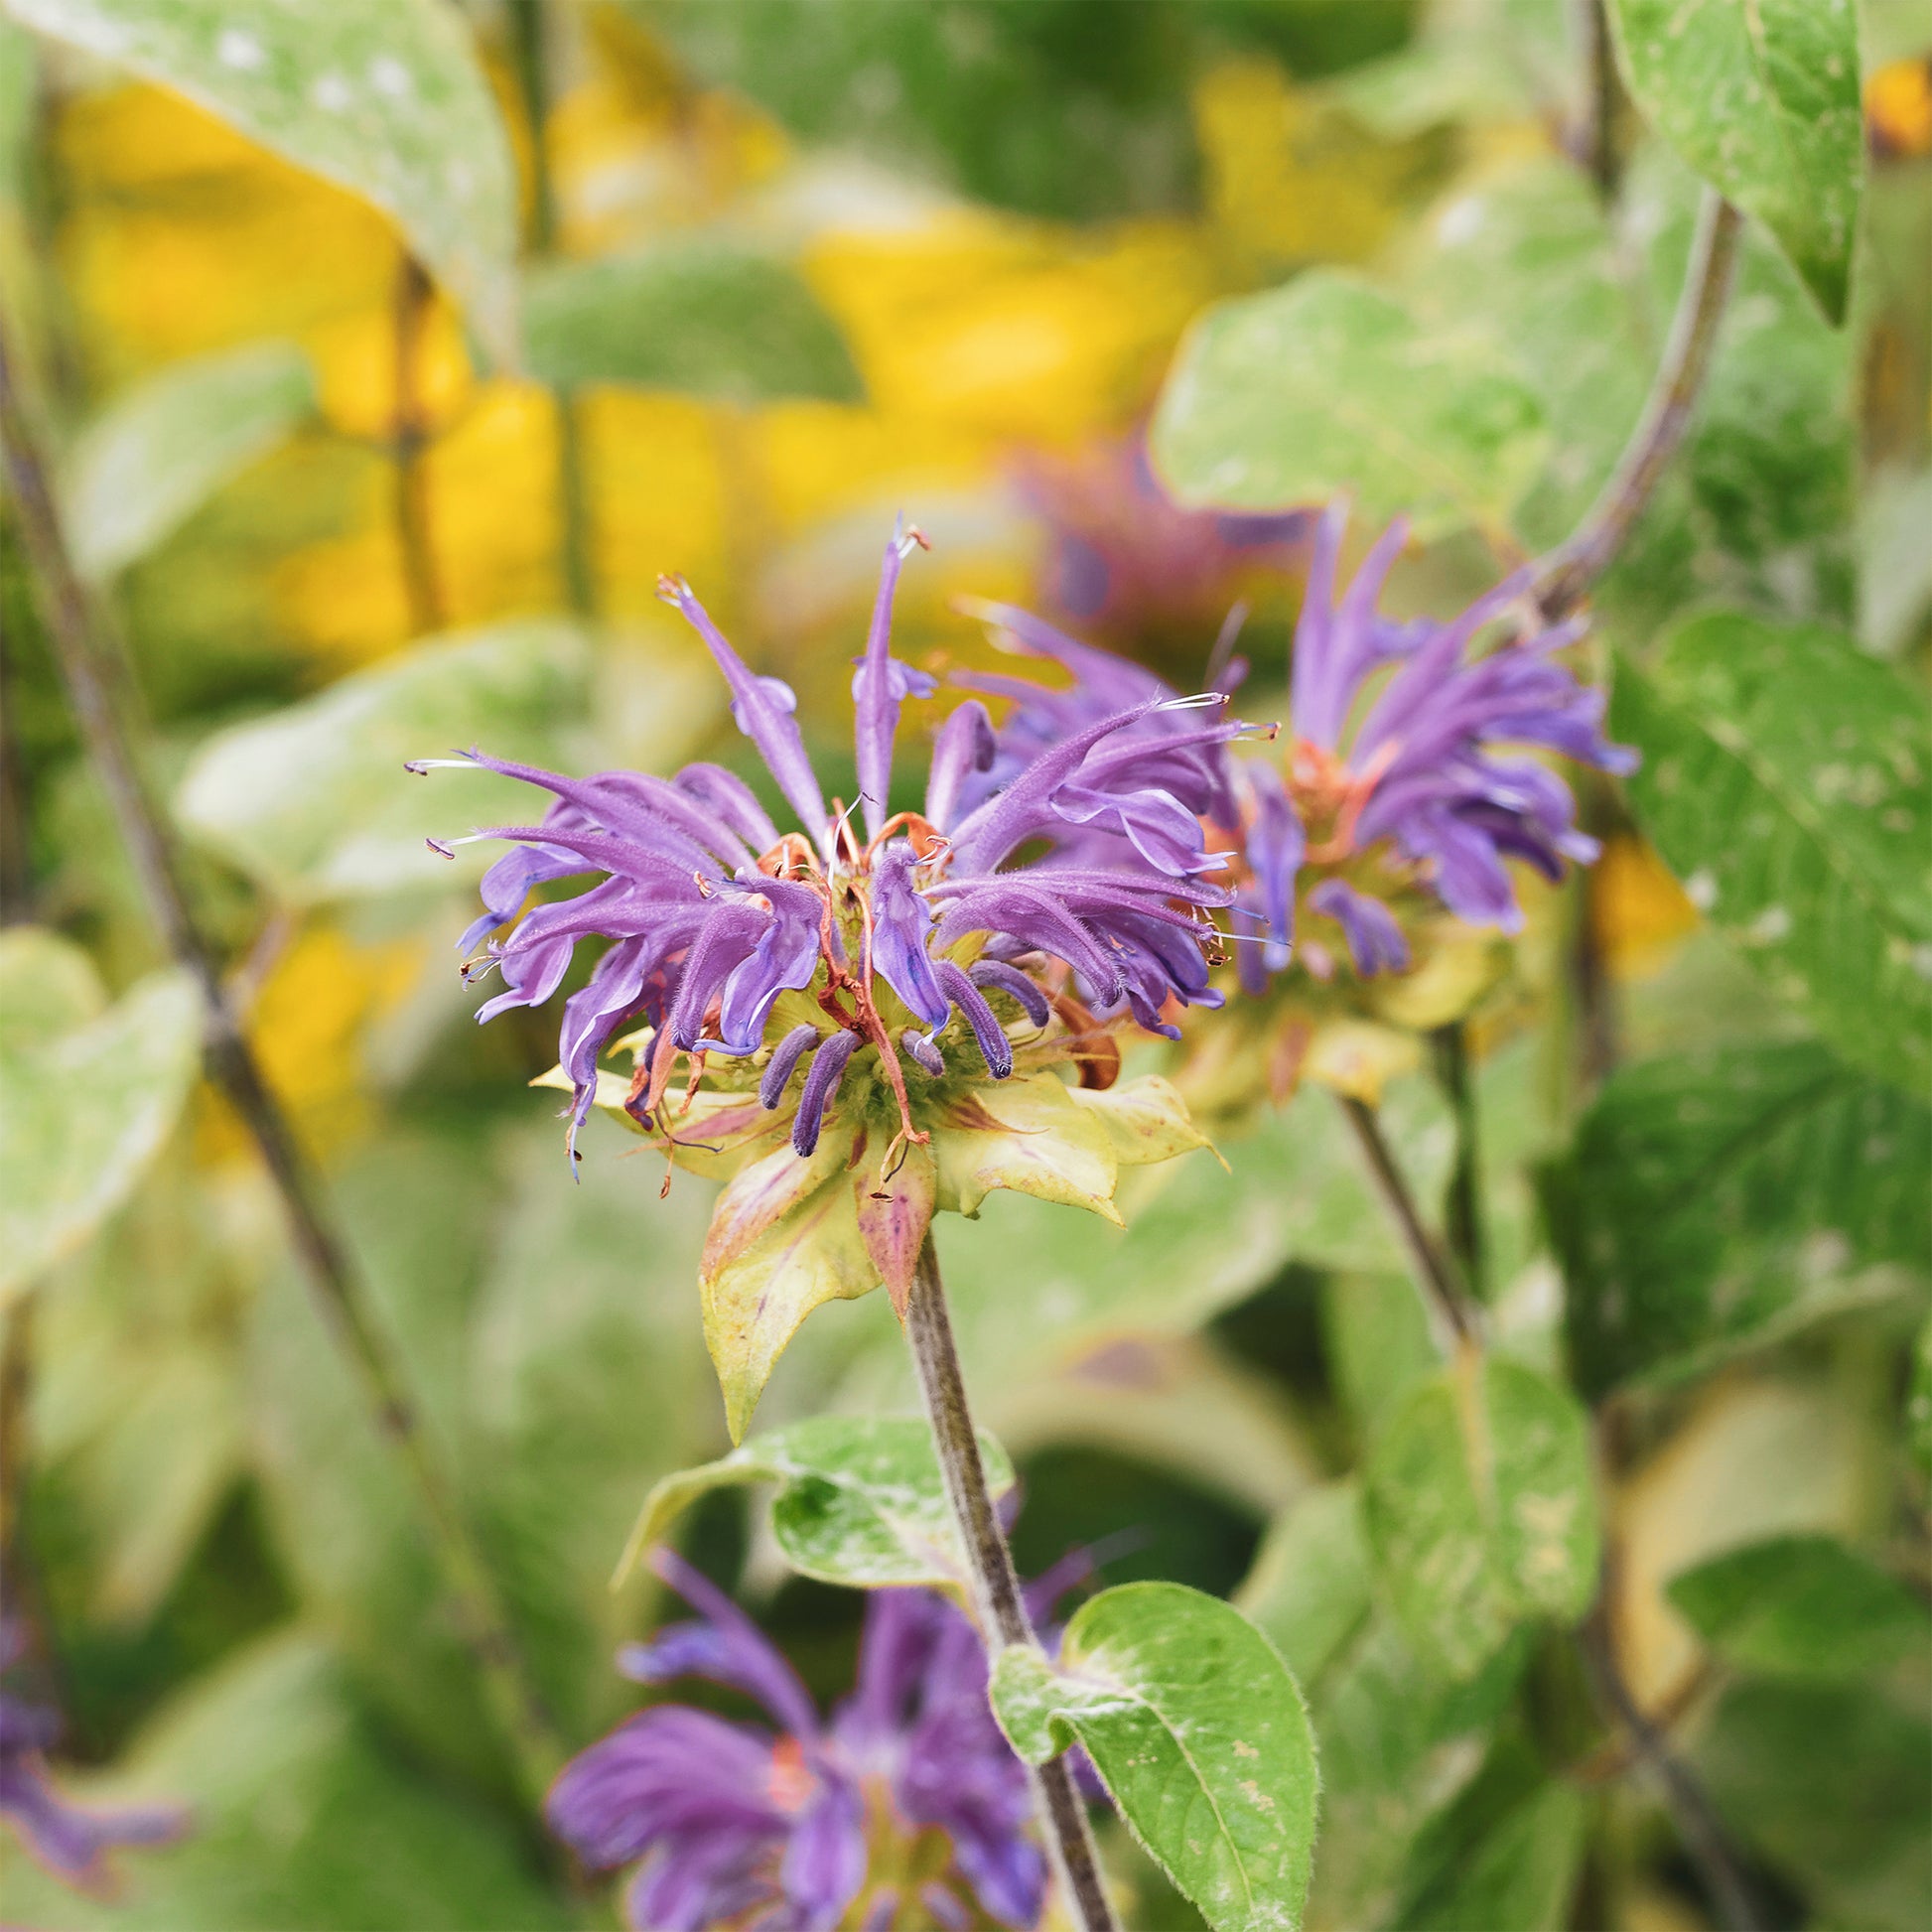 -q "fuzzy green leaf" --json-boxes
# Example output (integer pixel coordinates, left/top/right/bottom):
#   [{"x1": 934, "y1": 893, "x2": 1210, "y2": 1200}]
[
  {"x1": 1614, "y1": 613, "x2": 1932, "y2": 1089},
  {"x1": 619, "y1": 1417, "x2": 1014, "y2": 1593},
  {"x1": 1150, "y1": 270, "x2": 1548, "y2": 539},
  {"x1": 1, "y1": 0, "x2": 519, "y2": 360},
  {"x1": 1606, "y1": 0, "x2": 1863, "y2": 322},
  {"x1": 991, "y1": 1584, "x2": 1318, "y2": 1932},
  {"x1": 1361, "y1": 1355, "x2": 1599, "y2": 1681}
]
